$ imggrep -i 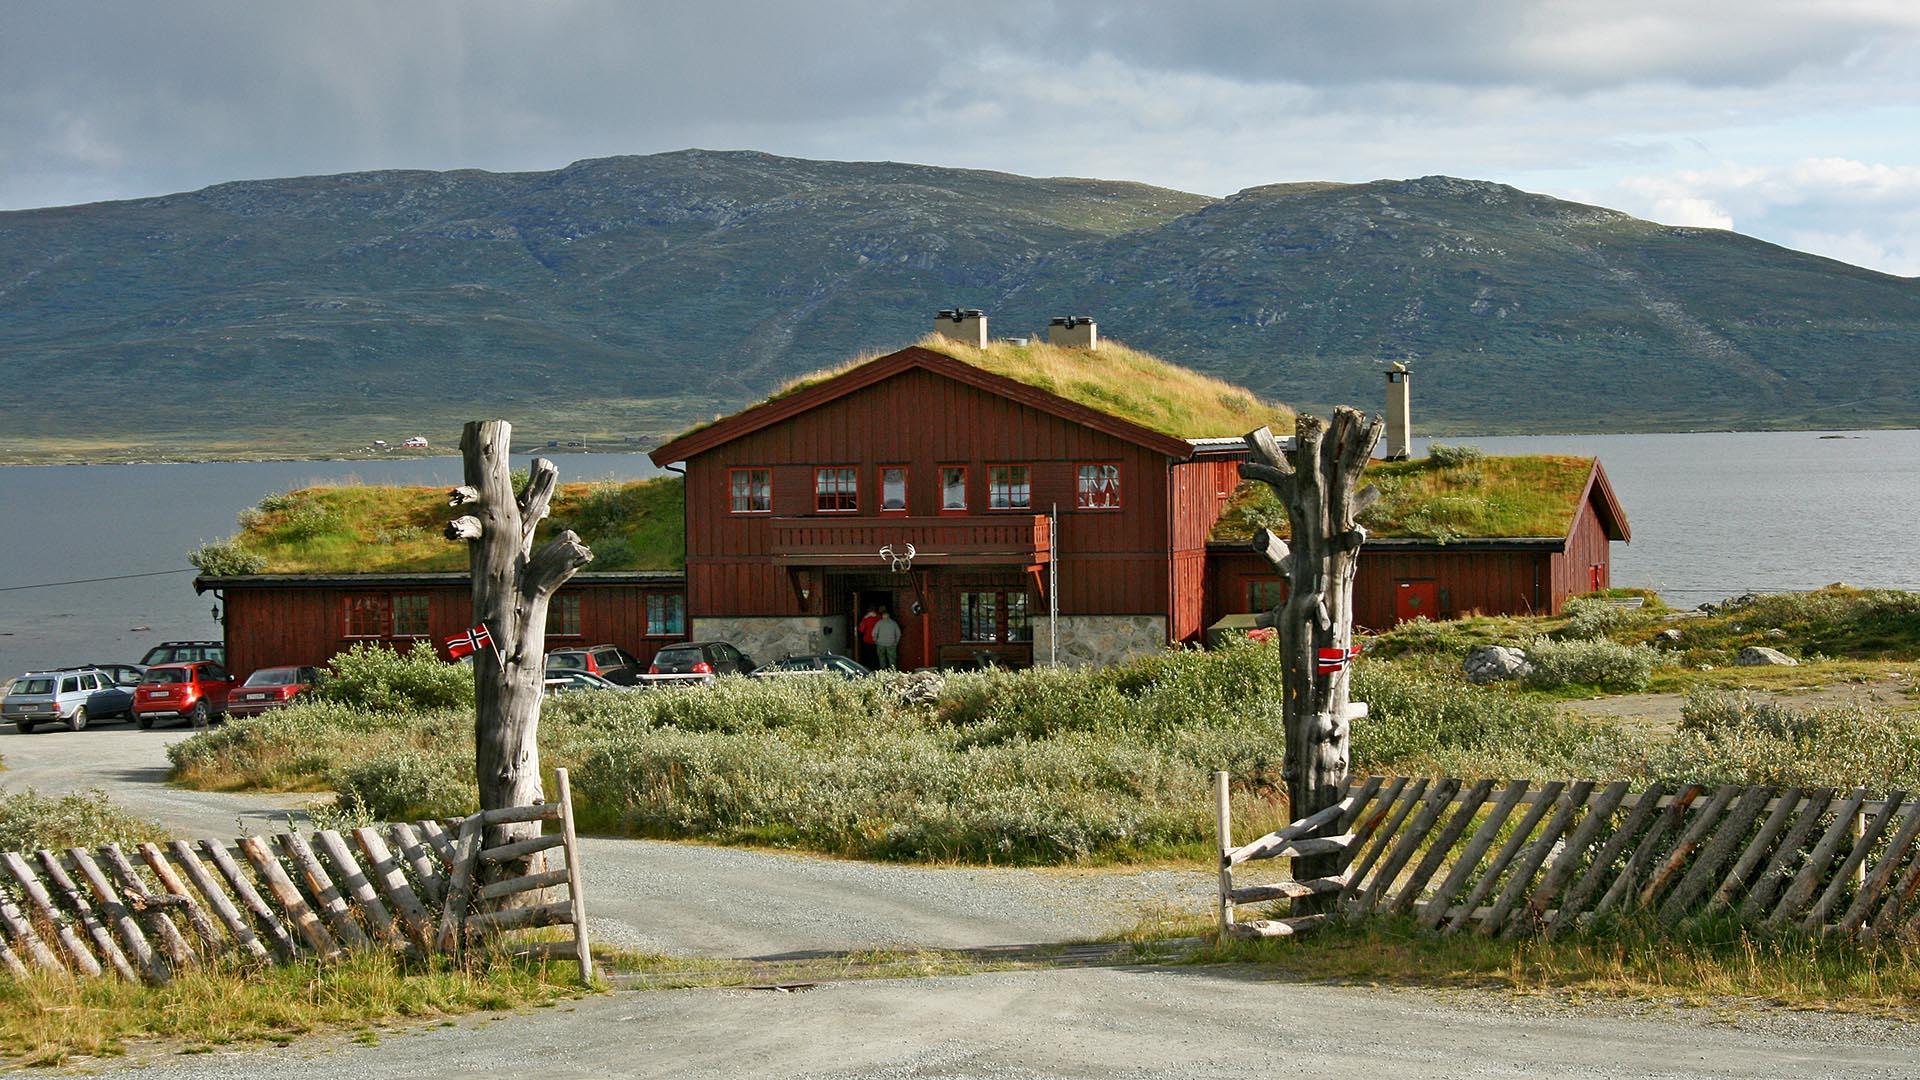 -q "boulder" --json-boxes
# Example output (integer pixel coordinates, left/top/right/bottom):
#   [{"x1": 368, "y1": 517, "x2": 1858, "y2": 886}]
[
  {"x1": 1655, "y1": 628, "x2": 1683, "y2": 645},
  {"x1": 893, "y1": 670, "x2": 945, "y2": 706},
  {"x1": 1765, "y1": 628, "x2": 1788, "y2": 640},
  {"x1": 1736, "y1": 646, "x2": 1797, "y2": 667},
  {"x1": 1464, "y1": 645, "x2": 1532, "y2": 684}
]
